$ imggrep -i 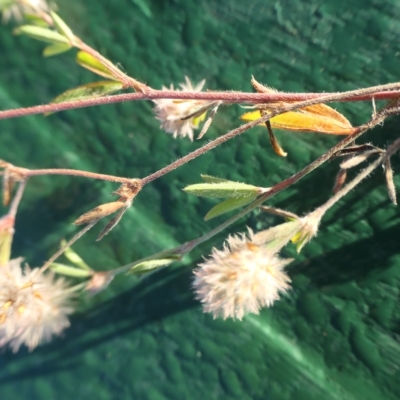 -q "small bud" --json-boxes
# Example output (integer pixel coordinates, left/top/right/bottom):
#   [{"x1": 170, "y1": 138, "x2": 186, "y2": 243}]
[
  {"x1": 333, "y1": 168, "x2": 347, "y2": 194},
  {"x1": 74, "y1": 201, "x2": 125, "y2": 225},
  {"x1": 384, "y1": 158, "x2": 397, "y2": 205},
  {"x1": 85, "y1": 271, "x2": 114, "y2": 295}
]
